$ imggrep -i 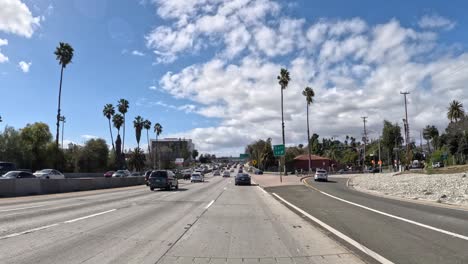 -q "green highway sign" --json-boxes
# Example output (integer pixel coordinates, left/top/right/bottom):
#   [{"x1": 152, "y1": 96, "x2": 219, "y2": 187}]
[
  {"x1": 240, "y1": 154, "x2": 249, "y2": 159},
  {"x1": 273, "y1": 144, "x2": 285, "y2": 157}
]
